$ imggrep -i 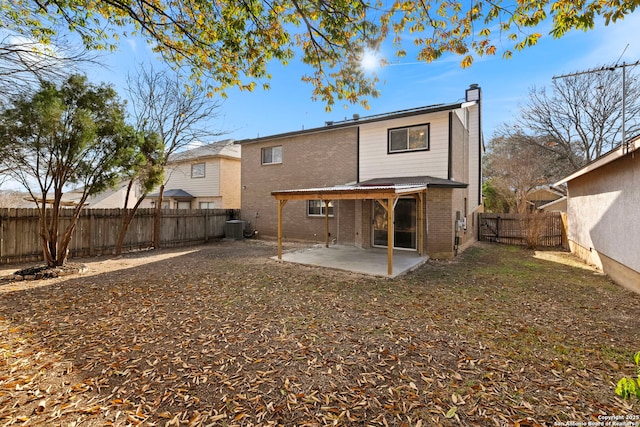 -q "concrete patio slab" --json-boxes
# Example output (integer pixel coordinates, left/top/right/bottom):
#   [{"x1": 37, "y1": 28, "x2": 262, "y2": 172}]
[{"x1": 273, "y1": 244, "x2": 428, "y2": 278}]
